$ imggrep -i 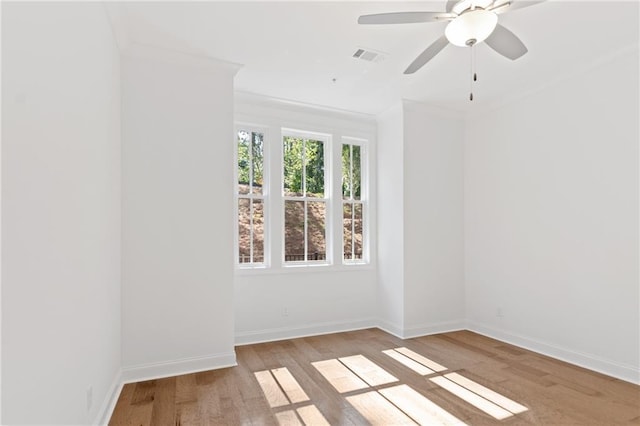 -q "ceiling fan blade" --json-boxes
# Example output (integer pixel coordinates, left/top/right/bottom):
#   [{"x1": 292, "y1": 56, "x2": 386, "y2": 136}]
[
  {"x1": 358, "y1": 11, "x2": 454, "y2": 25},
  {"x1": 491, "y1": 0, "x2": 545, "y2": 14},
  {"x1": 404, "y1": 35, "x2": 449, "y2": 74},
  {"x1": 485, "y1": 24, "x2": 528, "y2": 60},
  {"x1": 445, "y1": 0, "x2": 458, "y2": 13}
]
